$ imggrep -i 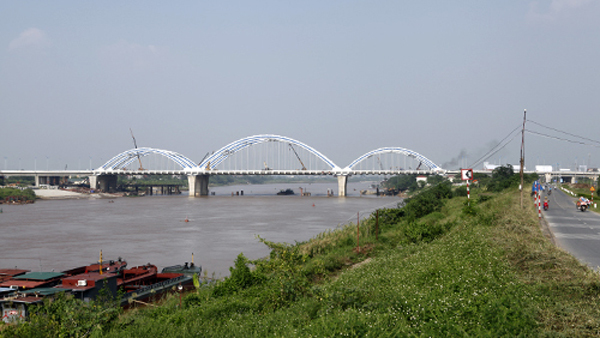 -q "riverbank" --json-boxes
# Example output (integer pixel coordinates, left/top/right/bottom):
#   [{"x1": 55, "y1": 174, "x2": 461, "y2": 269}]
[
  {"x1": 6, "y1": 185, "x2": 600, "y2": 336},
  {"x1": 33, "y1": 188, "x2": 123, "y2": 200}
]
